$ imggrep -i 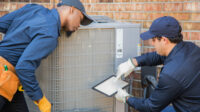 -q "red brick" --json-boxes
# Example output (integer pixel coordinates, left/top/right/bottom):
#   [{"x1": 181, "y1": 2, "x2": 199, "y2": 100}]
[
  {"x1": 10, "y1": 0, "x2": 29, "y2": 2},
  {"x1": 54, "y1": 0, "x2": 60, "y2": 4},
  {"x1": 81, "y1": 0, "x2": 92, "y2": 3},
  {"x1": 109, "y1": 4, "x2": 119, "y2": 11},
  {"x1": 17, "y1": 3, "x2": 27, "y2": 9},
  {"x1": 84, "y1": 4, "x2": 92, "y2": 11},
  {"x1": 191, "y1": 13, "x2": 200, "y2": 21},
  {"x1": 98, "y1": 12, "x2": 114, "y2": 18},
  {"x1": 9, "y1": 3, "x2": 27, "y2": 11},
  {"x1": 131, "y1": 0, "x2": 148, "y2": 1},
  {"x1": 132, "y1": 80, "x2": 142, "y2": 88},
  {"x1": 132, "y1": 72, "x2": 141, "y2": 80},
  {"x1": 183, "y1": 22, "x2": 200, "y2": 30},
  {"x1": 31, "y1": 0, "x2": 50, "y2": 3},
  {"x1": 0, "y1": 0, "x2": 9, "y2": 2},
  {"x1": 125, "y1": 3, "x2": 143, "y2": 11},
  {"x1": 100, "y1": 0, "x2": 113, "y2": 2},
  {"x1": 115, "y1": 0, "x2": 131, "y2": 2},
  {"x1": 10, "y1": 3, "x2": 19, "y2": 10},
  {"x1": 148, "y1": 13, "x2": 168, "y2": 20},
  {"x1": 183, "y1": 2, "x2": 200, "y2": 12},
  {"x1": 0, "y1": 11, "x2": 8, "y2": 17},
  {"x1": 87, "y1": 12, "x2": 99, "y2": 15},
  {"x1": 164, "y1": 3, "x2": 183, "y2": 11},
  {"x1": 190, "y1": 32, "x2": 200, "y2": 40},
  {"x1": 182, "y1": 32, "x2": 190, "y2": 40},
  {"x1": 143, "y1": 21, "x2": 153, "y2": 28},
  {"x1": 0, "y1": 3, "x2": 10, "y2": 11},
  {"x1": 132, "y1": 88, "x2": 143, "y2": 97},
  {"x1": 42, "y1": 4, "x2": 54, "y2": 9},
  {"x1": 130, "y1": 13, "x2": 148, "y2": 20},
  {"x1": 169, "y1": 13, "x2": 190, "y2": 21},
  {"x1": 142, "y1": 47, "x2": 155, "y2": 54},
  {"x1": 115, "y1": 12, "x2": 130, "y2": 20},
  {"x1": 118, "y1": 4, "x2": 127, "y2": 11},
  {"x1": 144, "y1": 3, "x2": 163, "y2": 11},
  {"x1": 89, "y1": 0, "x2": 99, "y2": 3},
  {"x1": 93, "y1": 4, "x2": 109, "y2": 11},
  {"x1": 143, "y1": 40, "x2": 152, "y2": 46},
  {"x1": 131, "y1": 0, "x2": 167, "y2": 2},
  {"x1": 168, "y1": 0, "x2": 191, "y2": 1}
]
